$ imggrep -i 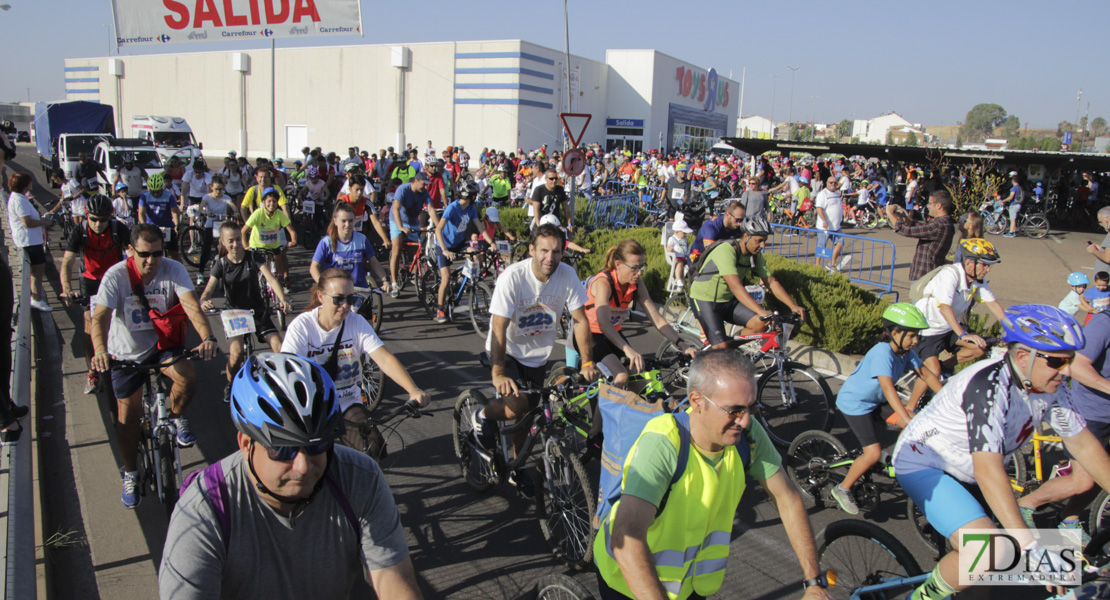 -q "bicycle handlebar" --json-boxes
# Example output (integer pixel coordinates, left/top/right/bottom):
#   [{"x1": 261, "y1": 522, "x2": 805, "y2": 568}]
[
  {"x1": 109, "y1": 349, "x2": 200, "y2": 374},
  {"x1": 373, "y1": 400, "x2": 431, "y2": 425}
]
